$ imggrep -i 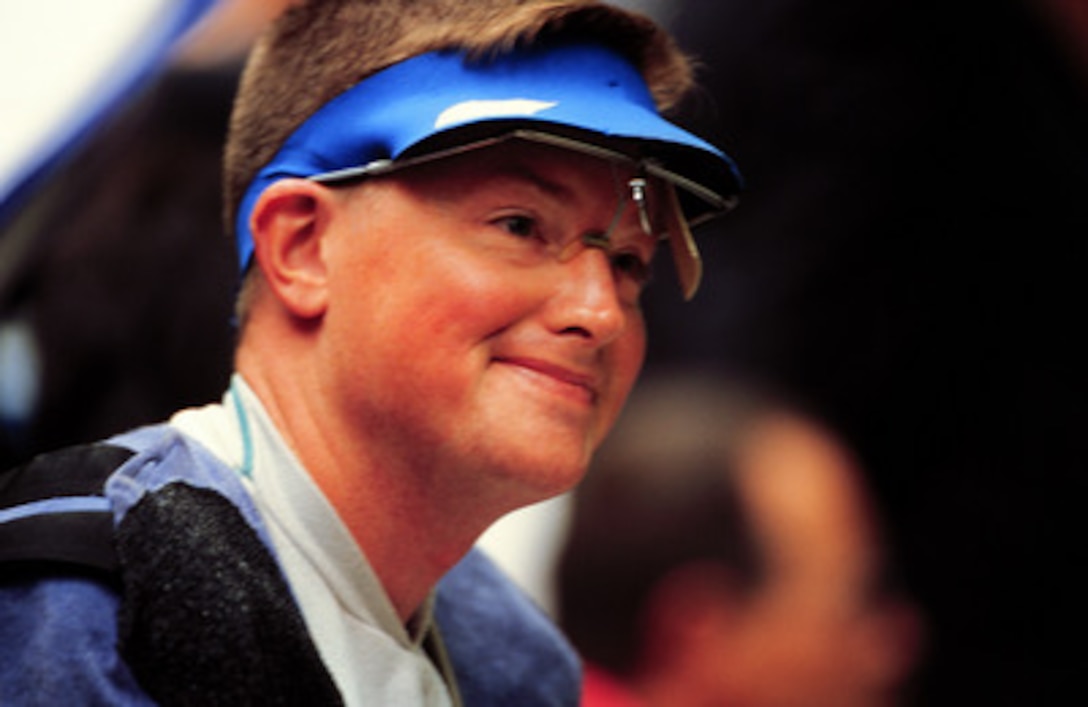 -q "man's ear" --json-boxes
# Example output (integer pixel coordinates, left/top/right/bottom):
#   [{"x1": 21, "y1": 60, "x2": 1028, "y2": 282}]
[{"x1": 248, "y1": 178, "x2": 334, "y2": 319}]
